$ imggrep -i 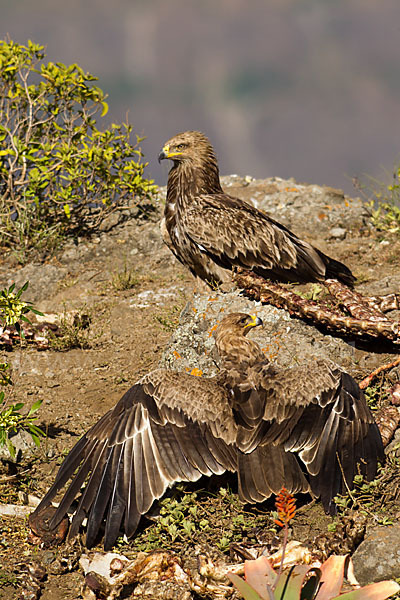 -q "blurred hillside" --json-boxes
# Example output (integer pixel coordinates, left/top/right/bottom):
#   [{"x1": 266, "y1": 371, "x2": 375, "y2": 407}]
[{"x1": 2, "y1": 0, "x2": 400, "y2": 194}]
